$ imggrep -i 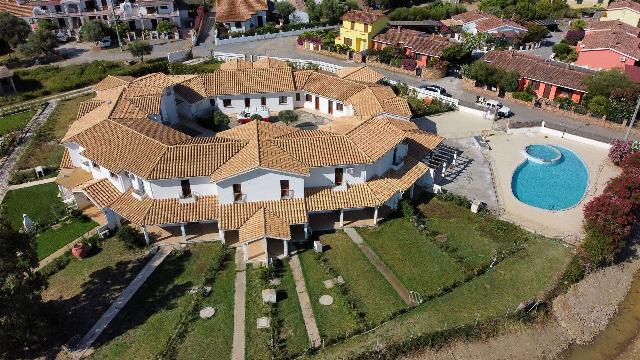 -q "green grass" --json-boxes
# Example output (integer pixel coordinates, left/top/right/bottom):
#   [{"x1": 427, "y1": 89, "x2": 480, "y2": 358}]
[
  {"x1": 35, "y1": 216, "x2": 98, "y2": 260},
  {"x1": 1, "y1": 182, "x2": 65, "y2": 230},
  {"x1": 91, "y1": 243, "x2": 224, "y2": 359},
  {"x1": 245, "y1": 264, "x2": 272, "y2": 360},
  {"x1": 419, "y1": 198, "x2": 534, "y2": 271},
  {"x1": 0, "y1": 110, "x2": 35, "y2": 135},
  {"x1": 276, "y1": 259, "x2": 310, "y2": 356},
  {"x1": 39, "y1": 237, "x2": 147, "y2": 354},
  {"x1": 314, "y1": 237, "x2": 574, "y2": 359},
  {"x1": 319, "y1": 231, "x2": 406, "y2": 326},
  {"x1": 297, "y1": 250, "x2": 361, "y2": 343},
  {"x1": 176, "y1": 256, "x2": 236, "y2": 359},
  {"x1": 358, "y1": 218, "x2": 466, "y2": 297},
  {"x1": 18, "y1": 94, "x2": 93, "y2": 170}
]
